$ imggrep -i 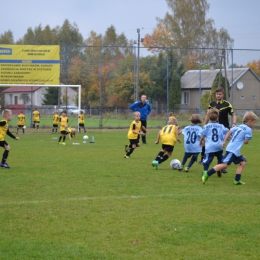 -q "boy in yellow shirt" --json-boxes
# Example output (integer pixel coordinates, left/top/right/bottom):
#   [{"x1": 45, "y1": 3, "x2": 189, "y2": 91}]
[
  {"x1": 124, "y1": 111, "x2": 148, "y2": 158},
  {"x1": 16, "y1": 111, "x2": 26, "y2": 134},
  {"x1": 152, "y1": 118, "x2": 181, "y2": 170},
  {"x1": 52, "y1": 111, "x2": 59, "y2": 133},
  {"x1": 78, "y1": 111, "x2": 86, "y2": 133},
  {"x1": 0, "y1": 109, "x2": 20, "y2": 168},
  {"x1": 58, "y1": 110, "x2": 68, "y2": 145}
]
